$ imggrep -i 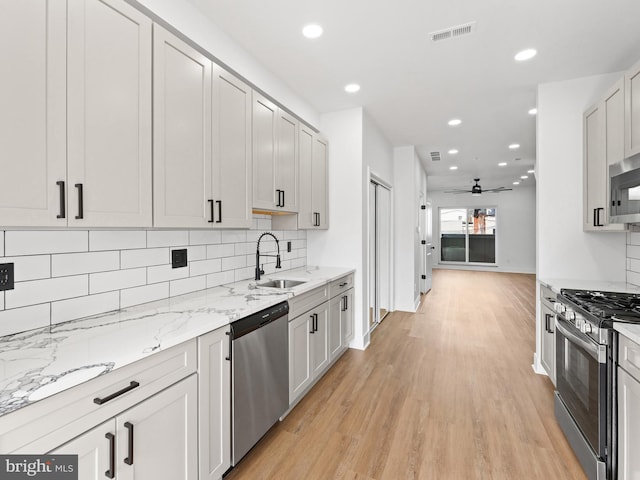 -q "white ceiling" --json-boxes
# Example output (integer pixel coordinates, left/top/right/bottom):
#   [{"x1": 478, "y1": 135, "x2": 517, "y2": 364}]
[{"x1": 185, "y1": 0, "x2": 640, "y2": 192}]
